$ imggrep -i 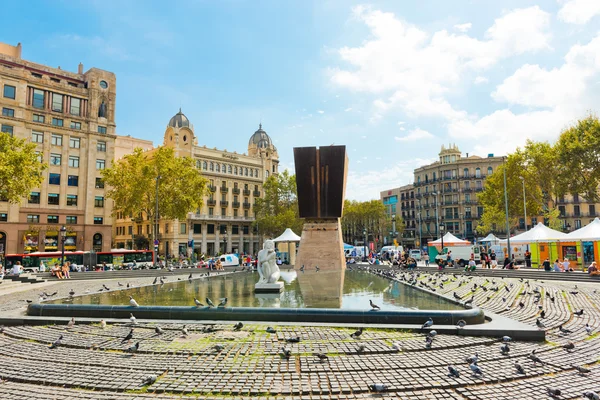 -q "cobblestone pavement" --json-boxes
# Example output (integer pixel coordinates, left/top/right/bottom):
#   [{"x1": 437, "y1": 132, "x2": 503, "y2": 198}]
[{"x1": 0, "y1": 270, "x2": 599, "y2": 399}]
